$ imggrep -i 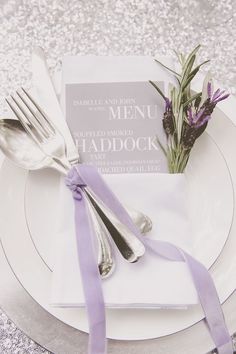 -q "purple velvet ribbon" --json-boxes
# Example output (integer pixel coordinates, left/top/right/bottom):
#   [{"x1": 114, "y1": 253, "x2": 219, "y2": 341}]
[{"x1": 66, "y1": 164, "x2": 233, "y2": 354}]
